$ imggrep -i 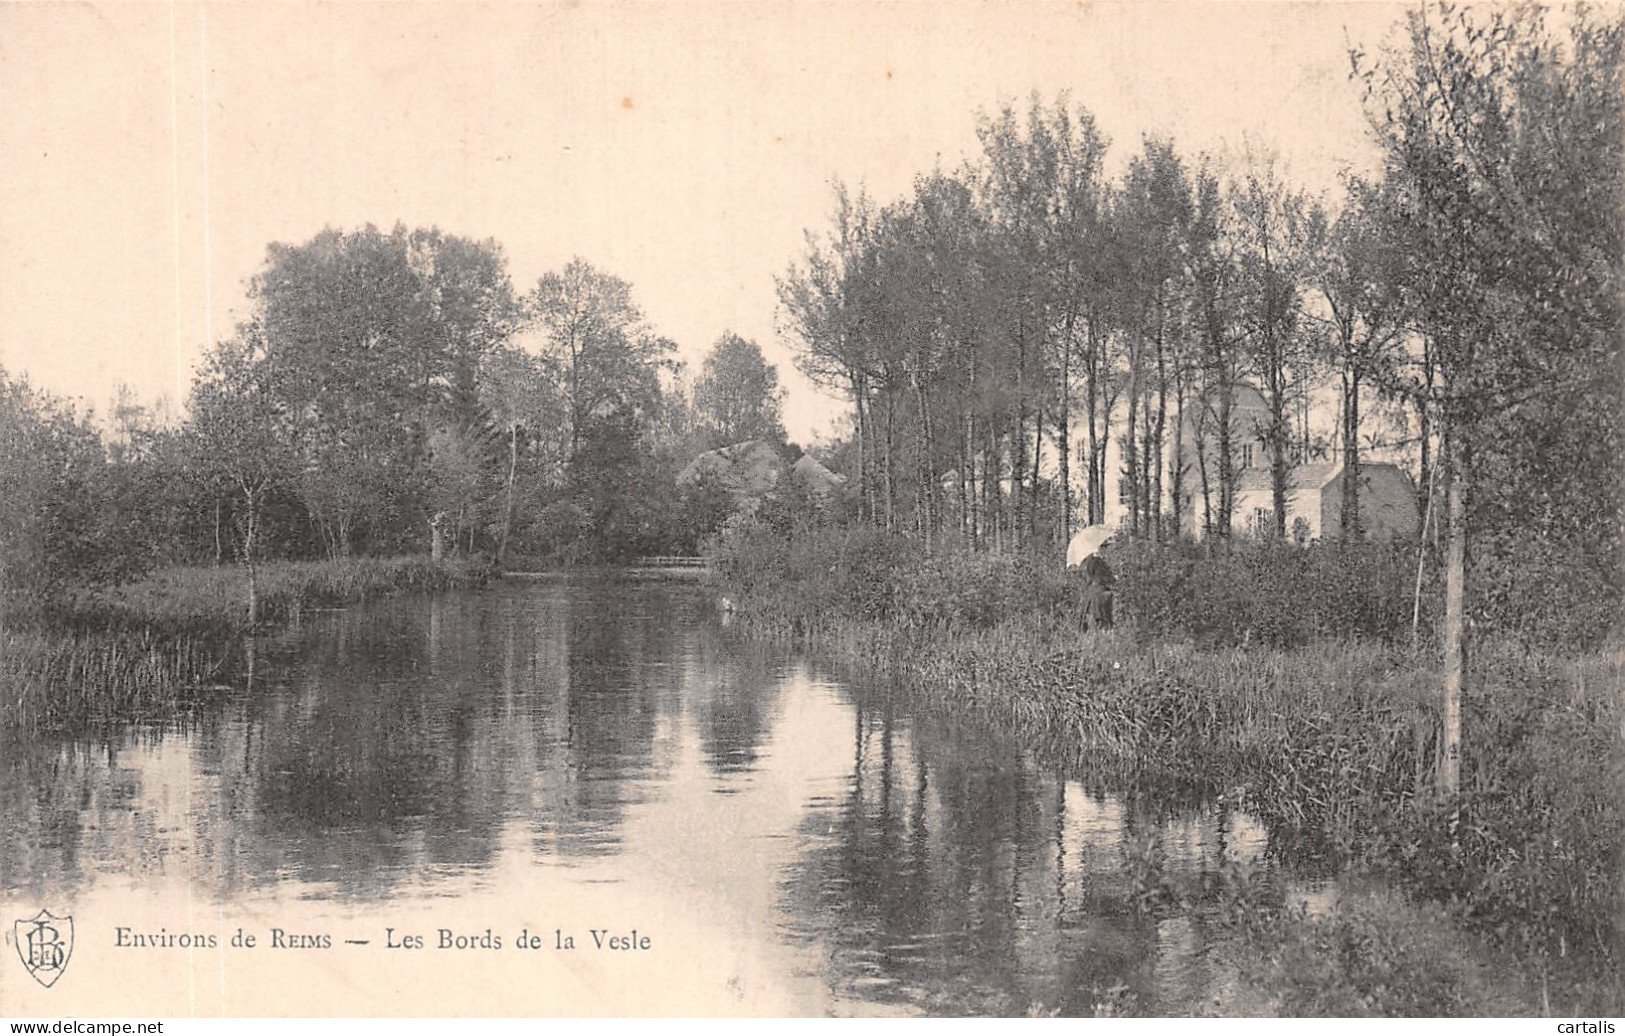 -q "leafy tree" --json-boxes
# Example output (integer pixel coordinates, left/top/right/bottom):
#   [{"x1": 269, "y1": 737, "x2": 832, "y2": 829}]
[
  {"x1": 528, "y1": 259, "x2": 673, "y2": 457},
  {"x1": 778, "y1": 184, "x2": 886, "y2": 523},
  {"x1": 188, "y1": 328, "x2": 298, "y2": 622},
  {"x1": 692, "y1": 333, "x2": 786, "y2": 448},
  {"x1": 1361, "y1": 3, "x2": 1624, "y2": 793},
  {"x1": 525, "y1": 259, "x2": 678, "y2": 561},
  {"x1": 236, "y1": 224, "x2": 517, "y2": 558},
  {"x1": 1304, "y1": 178, "x2": 1407, "y2": 539},
  {"x1": 1230, "y1": 148, "x2": 1312, "y2": 539},
  {"x1": 477, "y1": 345, "x2": 567, "y2": 566},
  {"x1": 1113, "y1": 136, "x2": 1194, "y2": 540},
  {"x1": 252, "y1": 225, "x2": 429, "y2": 556},
  {"x1": 0, "y1": 367, "x2": 112, "y2": 605}
]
